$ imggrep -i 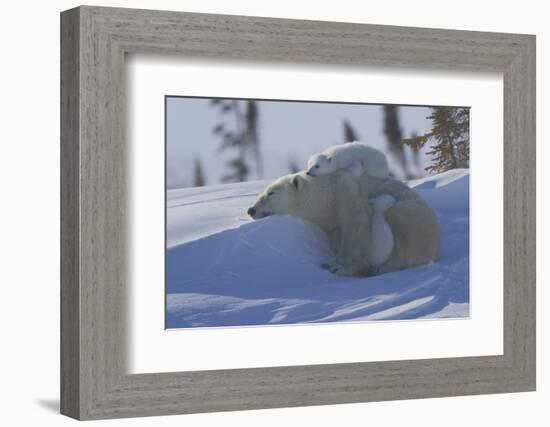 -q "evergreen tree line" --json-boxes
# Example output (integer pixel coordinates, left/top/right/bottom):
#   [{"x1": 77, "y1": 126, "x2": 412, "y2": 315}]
[
  {"x1": 401, "y1": 106, "x2": 470, "y2": 174},
  {"x1": 191, "y1": 102, "x2": 470, "y2": 187},
  {"x1": 193, "y1": 99, "x2": 261, "y2": 187},
  {"x1": 342, "y1": 105, "x2": 469, "y2": 178}
]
